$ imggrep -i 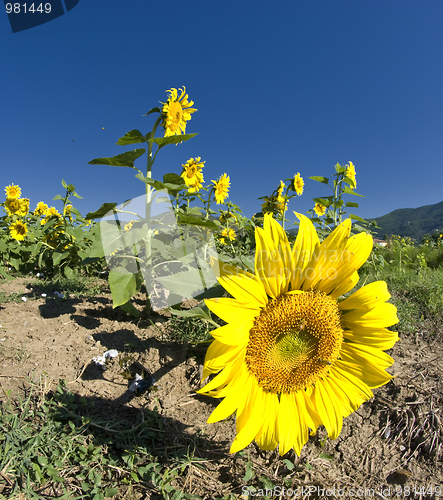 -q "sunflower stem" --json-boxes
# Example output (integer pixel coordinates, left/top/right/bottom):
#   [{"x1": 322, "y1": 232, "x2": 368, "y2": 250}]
[{"x1": 144, "y1": 115, "x2": 162, "y2": 316}]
